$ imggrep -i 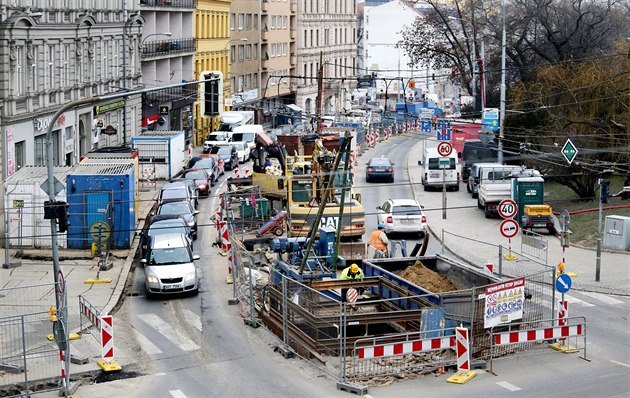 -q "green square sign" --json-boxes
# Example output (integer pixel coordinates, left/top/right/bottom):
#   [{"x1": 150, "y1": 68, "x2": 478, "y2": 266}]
[{"x1": 561, "y1": 139, "x2": 578, "y2": 164}]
